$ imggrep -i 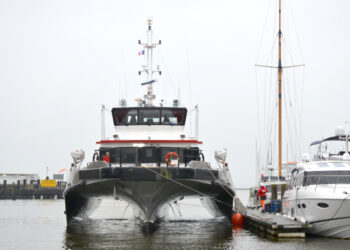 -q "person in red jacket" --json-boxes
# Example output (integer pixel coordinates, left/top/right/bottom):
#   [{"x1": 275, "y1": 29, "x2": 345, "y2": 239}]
[{"x1": 257, "y1": 185, "x2": 268, "y2": 212}]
